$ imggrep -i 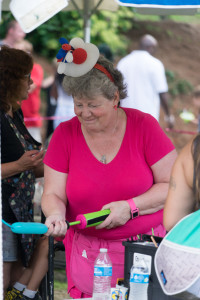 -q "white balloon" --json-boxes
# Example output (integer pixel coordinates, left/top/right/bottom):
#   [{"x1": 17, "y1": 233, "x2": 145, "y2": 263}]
[
  {"x1": 66, "y1": 52, "x2": 73, "y2": 63},
  {"x1": 57, "y1": 62, "x2": 66, "y2": 74},
  {"x1": 70, "y1": 37, "x2": 85, "y2": 49}
]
